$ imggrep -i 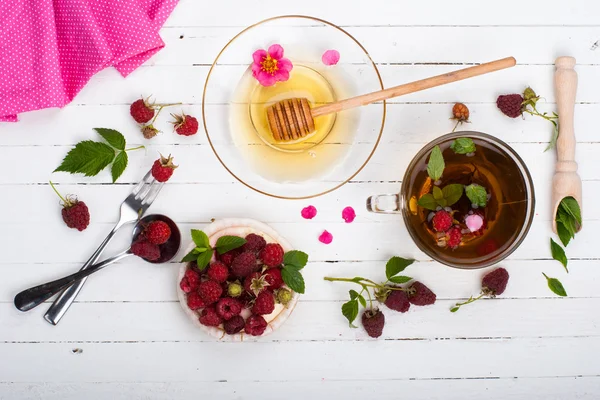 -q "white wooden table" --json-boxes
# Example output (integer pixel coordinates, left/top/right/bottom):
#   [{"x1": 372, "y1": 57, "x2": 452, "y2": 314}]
[{"x1": 2, "y1": 1, "x2": 600, "y2": 398}]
